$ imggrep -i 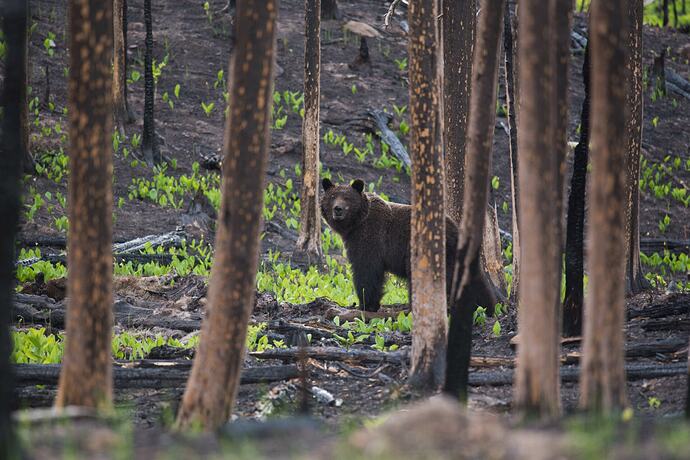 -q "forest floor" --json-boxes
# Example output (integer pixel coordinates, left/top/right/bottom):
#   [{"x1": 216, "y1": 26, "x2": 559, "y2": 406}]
[{"x1": 4, "y1": 0, "x2": 690, "y2": 458}]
